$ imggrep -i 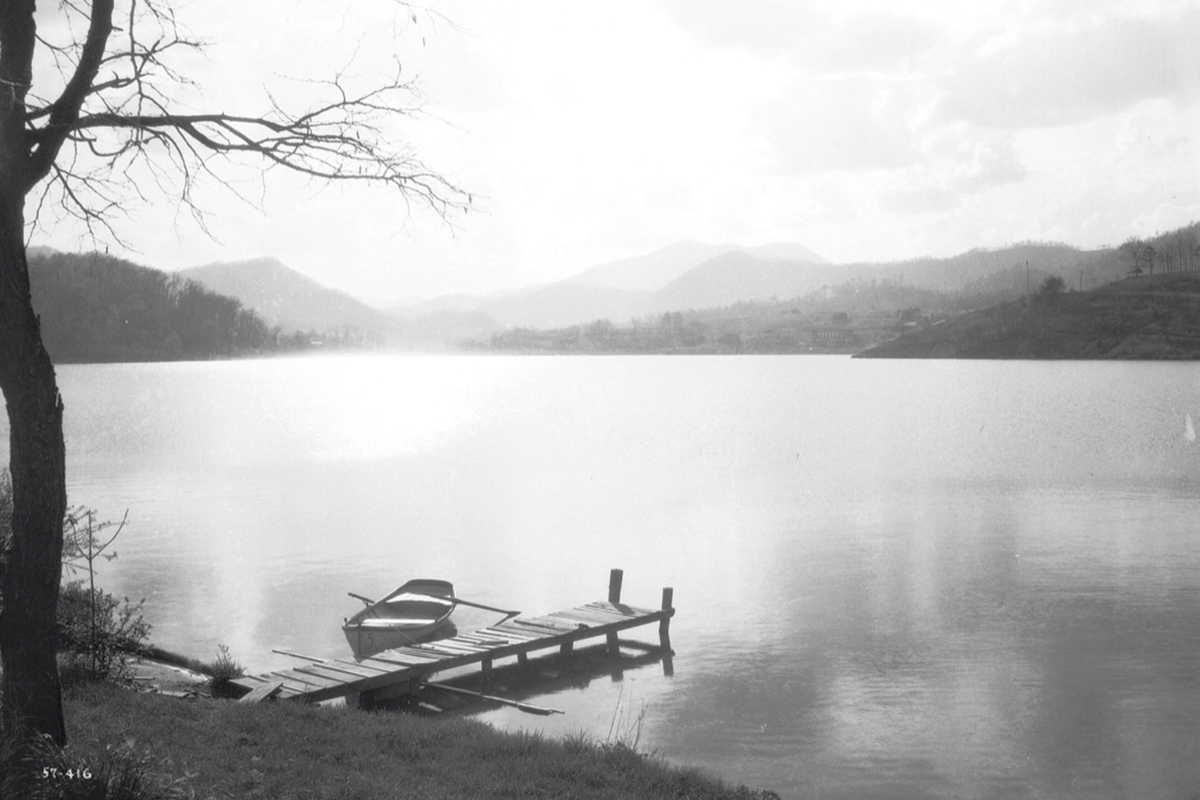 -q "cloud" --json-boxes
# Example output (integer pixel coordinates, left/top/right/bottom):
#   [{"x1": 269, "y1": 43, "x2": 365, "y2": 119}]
[
  {"x1": 940, "y1": 9, "x2": 1200, "y2": 129},
  {"x1": 654, "y1": 0, "x2": 941, "y2": 73},
  {"x1": 757, "y1": 75, "x2": 920, "y2": 174},
  {"x1": 880, "y1": 126, "x2": 1026, "y2": 213}
]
